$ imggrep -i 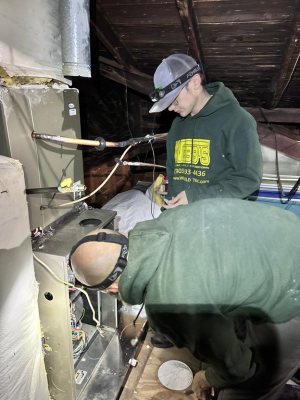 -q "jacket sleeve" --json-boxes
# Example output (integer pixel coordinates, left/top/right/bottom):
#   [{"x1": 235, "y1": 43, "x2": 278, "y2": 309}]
[
  {"x1": 186, "y1": 125, "x2": 263, "y2": 203},
  {"x1": 151, "y1": 311, "x2": 257, "y2": 388},
  {"x1": 146, "y1": 310, "x2": 256, "y2": 388},
  {"x1": 195, "y1": 314, "x2": 257, "y2": 387}
]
